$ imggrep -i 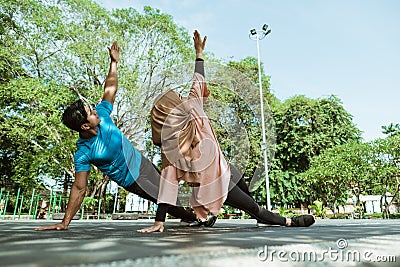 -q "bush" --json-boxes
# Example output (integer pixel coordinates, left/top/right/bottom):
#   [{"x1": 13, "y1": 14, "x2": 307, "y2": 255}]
[
  {"x1": 329, "y1": 213, "x2": 348, "y2": 219},
  {"x1": 82, "y1": 197, "x2": 98, "y2": 213},
  {"x1": 389, "y1": 213, "x2": 400, "y2": 219},
  {"x1": 367, "y1": 212, "x2": 383, "y2": 219},
  {"x1": 308, "y1": 200, "x2": 328, "y2": 218},
  {"x1": 277, "y1": 206, "x2": 295, "y2": 217}
]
